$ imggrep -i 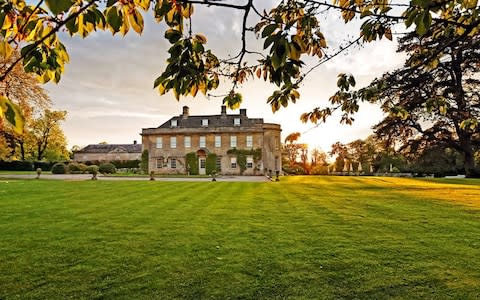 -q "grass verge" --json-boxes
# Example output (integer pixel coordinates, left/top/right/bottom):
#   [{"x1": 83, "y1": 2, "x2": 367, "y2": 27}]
[{"x1": 0, "y1": 176, "x2": 479, "y2": 299}]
